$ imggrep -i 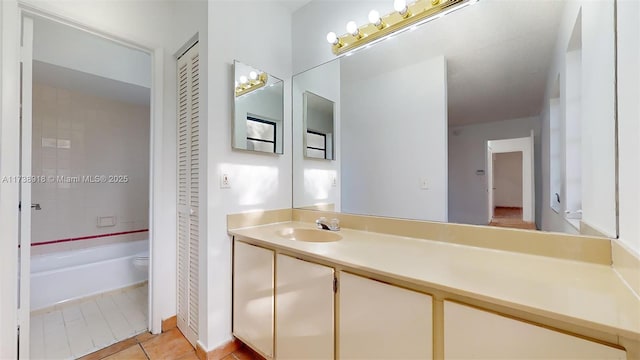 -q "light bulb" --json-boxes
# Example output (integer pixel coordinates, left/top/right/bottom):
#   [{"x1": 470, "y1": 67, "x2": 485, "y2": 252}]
[
  {"x1": 326, "y1": 32, "x2": 338, "y2": 45},
  {"x1": 394, "y1": 0, "x2": 408, "y2": 15},
  {"x1": 346, "y1": 21, "x2": 359, "y2": 36},
  {"x1": 239, "y1": 76, "x2": 248, "y2": 84},
  {"x1": 368, "y1": 10, "x2": 381, "y2": 26},
  {"x1": 249, "y1": 71, "x2": 258, "y2": 80}
]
